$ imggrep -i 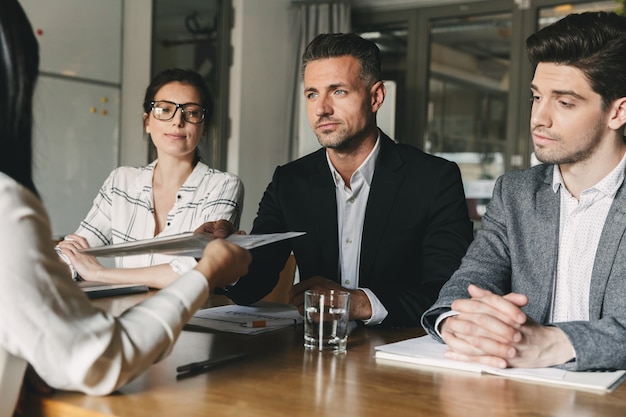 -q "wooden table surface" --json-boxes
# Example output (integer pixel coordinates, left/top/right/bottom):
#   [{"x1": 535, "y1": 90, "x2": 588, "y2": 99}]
[{"x1": 24, "y1": 292, "x2": 626, "y2": 417}]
